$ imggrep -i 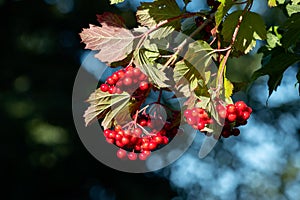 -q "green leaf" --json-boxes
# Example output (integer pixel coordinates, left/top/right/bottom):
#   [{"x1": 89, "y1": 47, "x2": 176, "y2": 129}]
[
  {"x1": 174, "y1": 40, "x2": 215, "y2": 92},
  {"x1": 101, "y1": 94, "x2": 131, "y2": 129},
  {"x1": 268, "y1": 0, "x2": 277, "y2": 7},
  {"x1": 136, "y1": 0, "x2": 181, "y2": 28},
  {"x1": 278, "y1": 0, "x2": 285, "y2": 4},
  {"x1": 134, "y1": 42, "x2": 170, "y2": 88},
  {"x1": 222, "y1": 11, "x2": 267, "y2": 54},
  {"x1": 149, "y1": 26, "x2": 175, "y2": 40},
  {"x1": 109, "y1": 0, "x2": 125, "y2": 4},
  {"x1": 286, "y1": 4, "x2": 300, "y2": 16},
  {"x1": 215, "y1": 0, "x2": 234, "y2": 27},
  {"x1": 281, "y1": 13, "x2": 300, "y2": 49},
  {"x1": 80, "y1": 13, "x2": 135, "y2": 65},
  {"x1": 227, "y1": 53, "x2": 263, "y2": 83},
  {"x1": 224, "y1": 70, "x2": 233, "y2": 98},
  {"x1": 84, "y1": 90, "x2": 130, "y2": 127},
  {"x1": 252, "y1": 47, "x2": 300, "y2": 97}
]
